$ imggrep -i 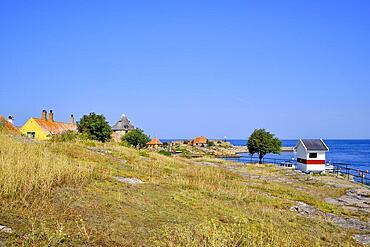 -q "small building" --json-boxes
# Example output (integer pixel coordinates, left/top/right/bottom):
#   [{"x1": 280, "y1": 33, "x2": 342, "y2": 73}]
[
  {"x1": 0, "y1": 115, "x2": 20, "y2": 134},
  {"x1": 20, "y1": 110, "x2": 76, "y2": 141},
  {"x1": 111, "y1": 114, "x2": 135, "y2": 142},
  {"x1": 190, "y1": 136, "x2": 208, "y2": 147},
  {"x1": 294, "y1": 139, "x2": 329, "y2": 173},
  {"x1": 147, "y1": 137, "x2": 162, "y2": 149}
]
